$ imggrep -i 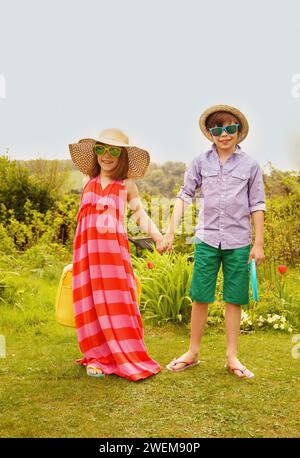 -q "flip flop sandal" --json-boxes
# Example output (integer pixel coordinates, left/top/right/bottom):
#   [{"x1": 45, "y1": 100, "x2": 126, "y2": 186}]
[
  {"x1": 86, "y1": 365, "x2": 105, "y2": 378},
  {"x1": 224, "y1": 363, "x2": 254, "y2": 379},
  {"x1": 166, "y1": 358, "x2": 200, "y2": 372}
]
